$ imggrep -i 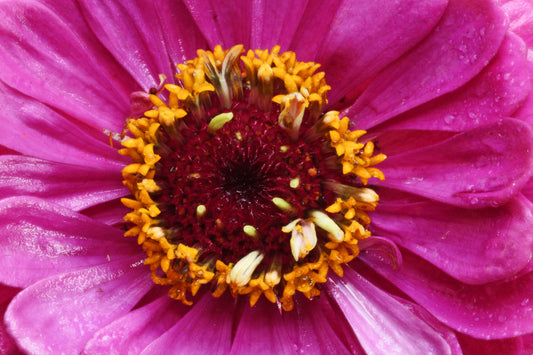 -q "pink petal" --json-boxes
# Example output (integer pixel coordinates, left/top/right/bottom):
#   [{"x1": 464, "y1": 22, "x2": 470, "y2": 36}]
[
  {"x1": 364, "y1": 250, "x2": 533, "y2": 338},
  {"x1": 0, "y1": 156, "x2": 126, "y2": 211},
  {"x1": 77, "y1": 0, "x2": 208, "y2": 90},
  {"x1": 81, "y1": 199, "x2": 130, "y2": 226},
  {"x1": 358, "y1": 236, "x2": 403, "y2": 269},
  {"x1": 368, "y1": 129, "x2": 455, "y2": 157},
  {"x1": 372, "y1": 193, "x2": 533, "y2": 284},
  {"x1": 230, "y1": 297, "x2": 353, "y2": 355},
  {"x1": 5, "y1": 256, "x2": 153, "y2": 355},
  {"x1": 327, "y1": 268, "x2": 462, "y2": 354},
  {"x1": 286, "y1": 297, "x2": 364, "y2": 354},
  {"x1": 378, "y1": 119, "x2": 533, "y2": 208},
  {"x1": 502, "y1": 0, "x2": 533, "y2": 48},
  {"x1": 513, "y1": 51, "x2": 533, "y2": 121},
  {"x1": 0, "y1": 197, "x2": 139, "y2": 288},
  {"x1": 182, "y1": 0, "x2": 253, "y2": 48},
  {"x1": 293, "y1": 0, "x2": 448, "y2": 105},
  {"x1": 0, "y1": 146, "x2": 19, "y2": 156},
  {"x1": 84, "y1": 295, "x2": 188, "y2": 354},
  {"x1": 0, "y1": 0, "x2": 135, "y2": 132},
  {"x1": 248, "y1": 2, "x2": 308, "y2": 51},
  {"x1": 153, "y1": 0, "x2": 210, "y2": 65},
  {"x1": 376, "y1": 33, "x2": 531, "y2": 132},
  {"x1": 457, "y1": 332, "x2": 524, "y2": 355},
  {"x1": 343, "y1": 0, "x2": 508, "y2": 130},
  {"x1": 523, "y1": 333, "x2": 533, "y2": 354},
  {"x1": 140, "y1": 293, "x2": 234, "y2": 355},
  {"x1": 183, "y1": 0, "x2": 309, "y2": 50},
  {"x1": 522, "y1": 181, "x2": 533, "y2": 204},
  {"x1": 0, "y1": 286, "x2": 19, "y2": 355},
  {"x1": 0, "y1": 83, "x2": 127, "y2": 170},
  {"x1": 230, "y1": 300, "x2": 300, "y2": 354}
]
